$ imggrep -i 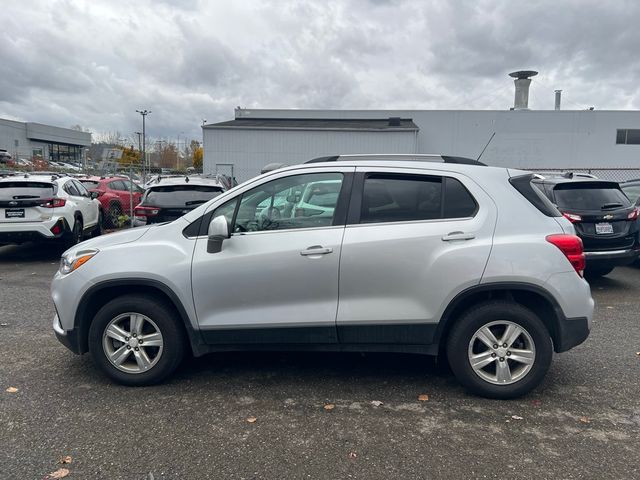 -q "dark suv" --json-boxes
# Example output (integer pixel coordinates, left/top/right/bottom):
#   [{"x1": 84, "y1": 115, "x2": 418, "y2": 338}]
[{"x1": 533, "y1": 172, "x2": 640, "y2": 277}]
